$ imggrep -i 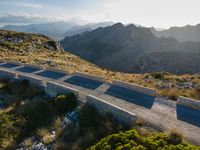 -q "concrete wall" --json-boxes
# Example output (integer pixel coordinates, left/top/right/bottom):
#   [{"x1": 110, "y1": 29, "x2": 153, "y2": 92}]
[
  {"x1": 46, "y1": 67, "x2": 69, "y2": 75},
  {"x1": 18, "y1": 74, "x2": 44, "y2": 87},
  {"x1": 86, "y1": 95, "x2": 136, "y2": 127},
  {"x1": 177, "y1": 96, "x2": 200, "y2": 111},
  {"x1": 112, "y1": 80, "x2": 156, "y2": 97},
  {"x1": 0, "y1": 68, "x2": 17, "y2": 79},
  {"x1": 2, "y1": 60, "x2": 21, "y2": 66},
  {"x1": 45, "y1": 81, "x2": 79, "y2": 98},
  {"x1": 74, "y1": 72, "x2": 104, "y2": 82}
]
